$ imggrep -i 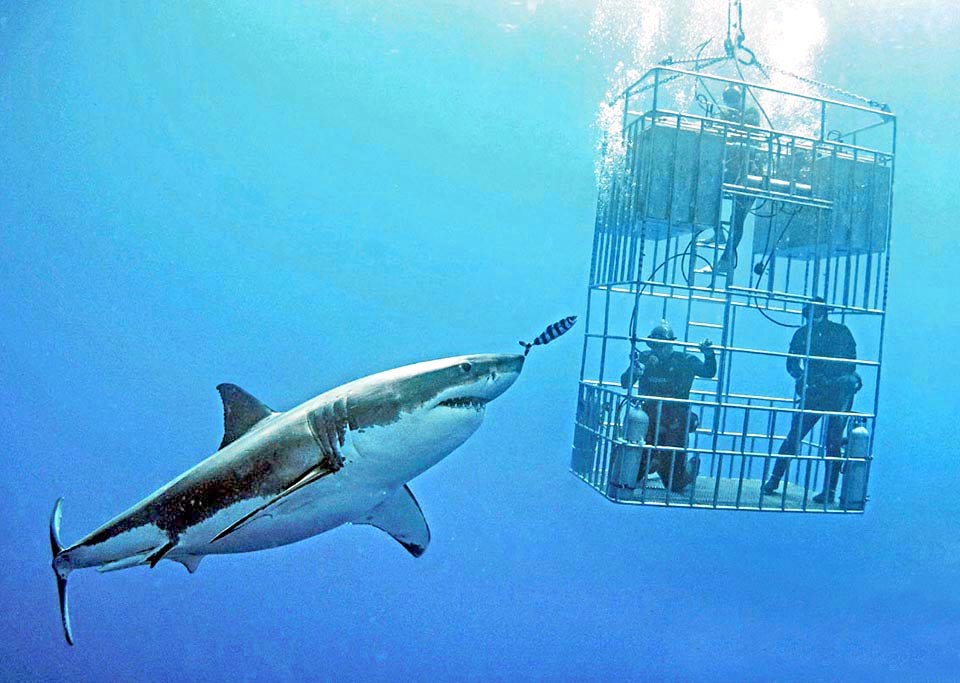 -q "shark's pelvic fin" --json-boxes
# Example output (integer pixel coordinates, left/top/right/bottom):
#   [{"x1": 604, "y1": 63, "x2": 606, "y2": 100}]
[
  {"x1": 49, "y1": 498, "x2": 74, "y2": 646},
  {"x1": 97, "y1": 555, "x2": 149, "y2": 573},
  {"x1": 175, "y1": 555, "x2": 203, "y2": 574},
  {"x1": 217, "y1": 383, "x2": 275, "y2": 450},
  {"x1": 97, "y1": 545, "x2": 198, "y2": 574},
  {"x1": 209, "y1": 465, "x2": 337, "y2": 544},
  {"x1": 358, "y1": 485, "x2": 430, "y2": 558}
]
